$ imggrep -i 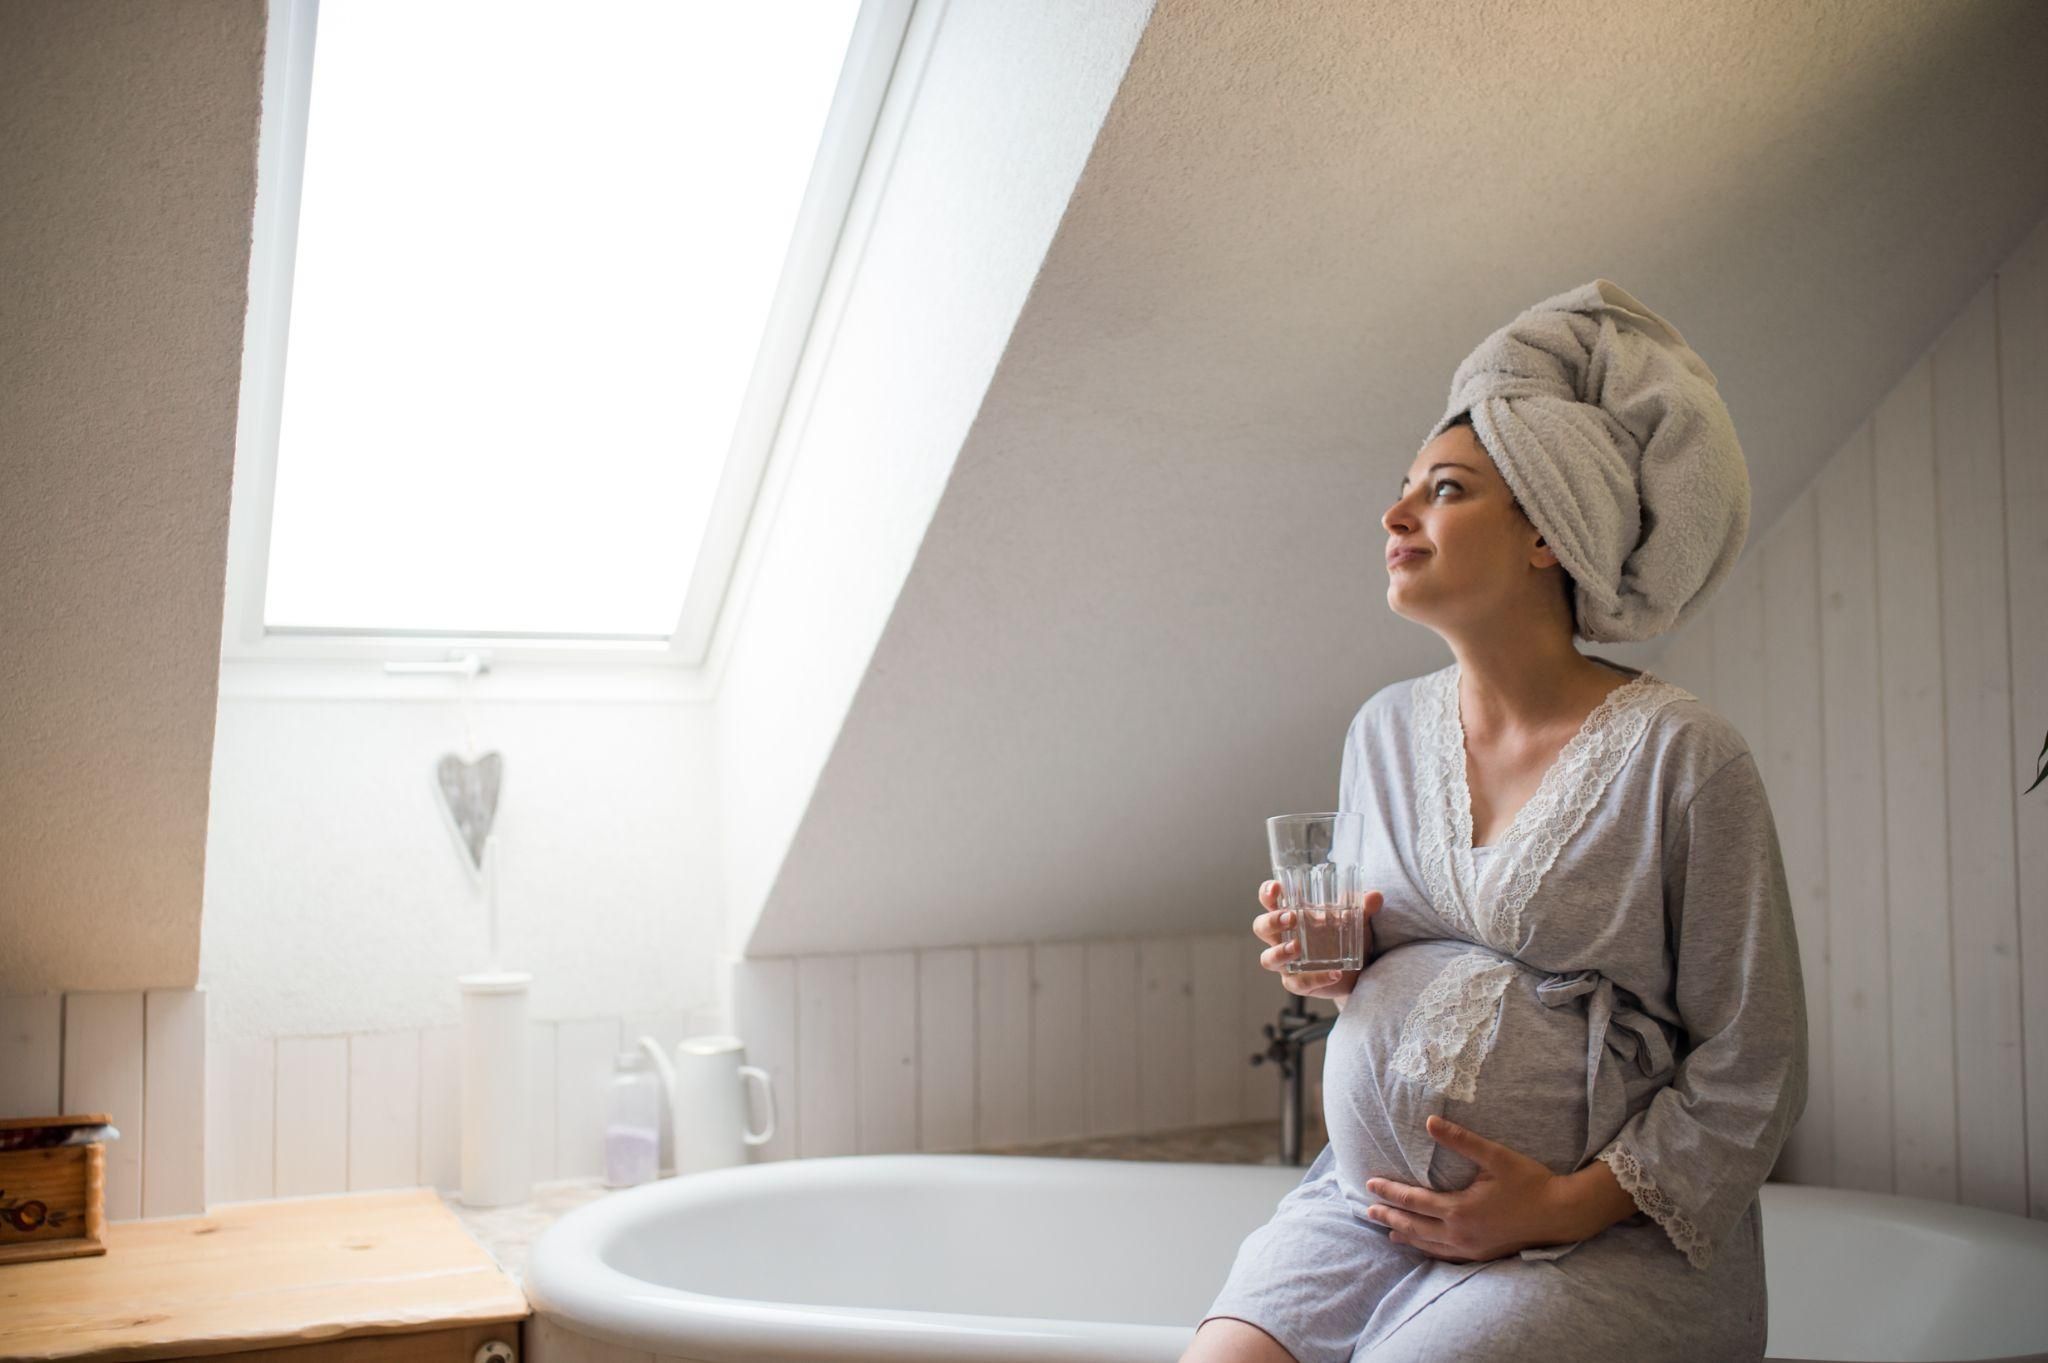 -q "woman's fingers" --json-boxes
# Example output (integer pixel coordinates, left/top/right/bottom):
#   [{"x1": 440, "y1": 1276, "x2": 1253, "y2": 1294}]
[
  {"x1": 1285, "y1": 966, "x2": 1359, "y2": 999},
  {"x1": 1256, "y1": 883, "x2": 1381, "y2": 986},
  {"x1": 1251, "y1": 883, "x2": 1285, "y2": 947},
  {"x1": 1291, "y1": 970, "x2": 1351, "y2": 997},
  {"x1": 1253, "y1": 907, "x2": 1293, "y2": 946}
]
